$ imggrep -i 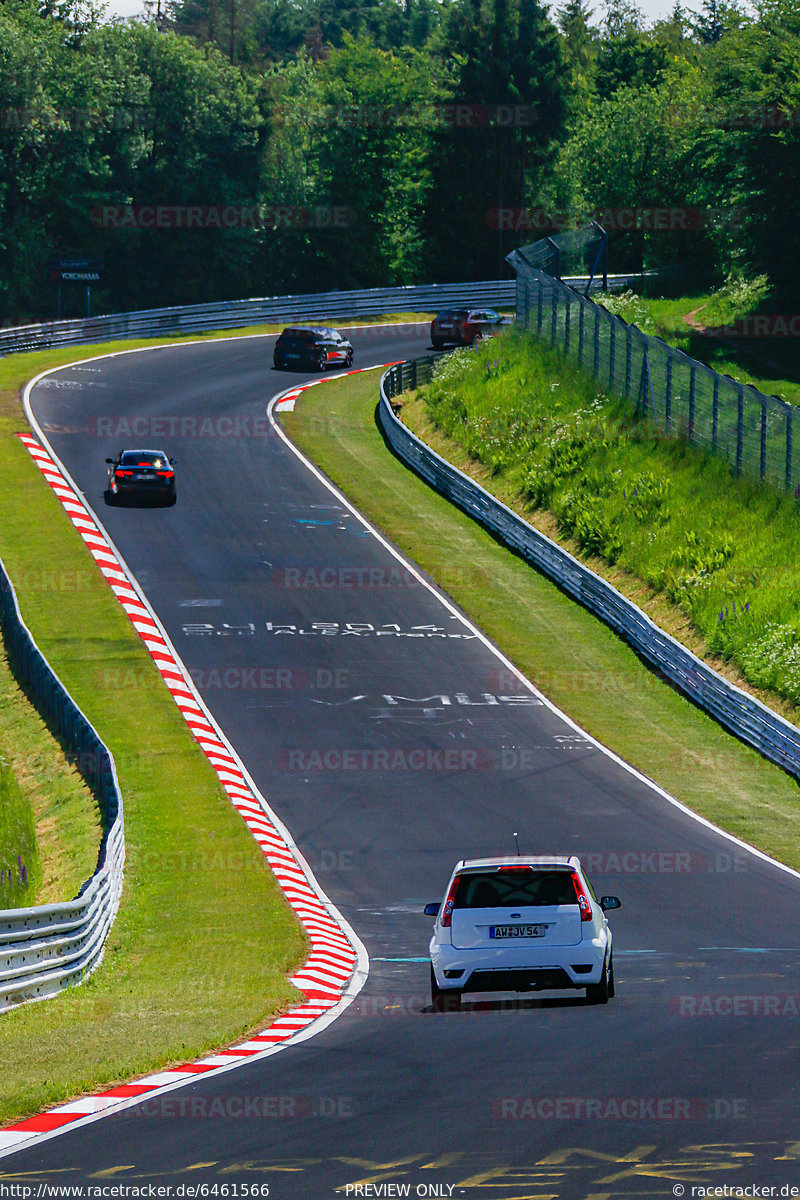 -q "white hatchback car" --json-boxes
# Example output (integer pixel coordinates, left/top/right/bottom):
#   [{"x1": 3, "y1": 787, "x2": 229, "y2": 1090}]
[{"x1": 425, "y1": 856, "x2": 620, "y2": 1010}]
